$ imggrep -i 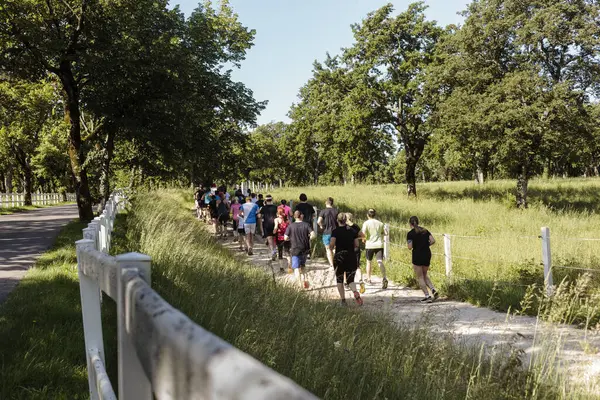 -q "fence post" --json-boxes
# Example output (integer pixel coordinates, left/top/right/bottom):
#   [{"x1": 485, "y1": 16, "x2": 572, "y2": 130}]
[
  {"x1": 384, "y1": 224, "x2": 390, "y2": 260},
  {"x1": 99, "y1": 213, "x2": 108, "y2": 253},
  {"x1": 444, "y1": 234, "x2": 453, "y2": 278},
  {"x1": 76, "y1": 239, "x2": 105, "y2": 400},
  {"x1": 541, "y1": 227, "x2": 553, "y2": 296},
  {"x1": 116, "y1": 253, "x2": 152, "y2": 400}
]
